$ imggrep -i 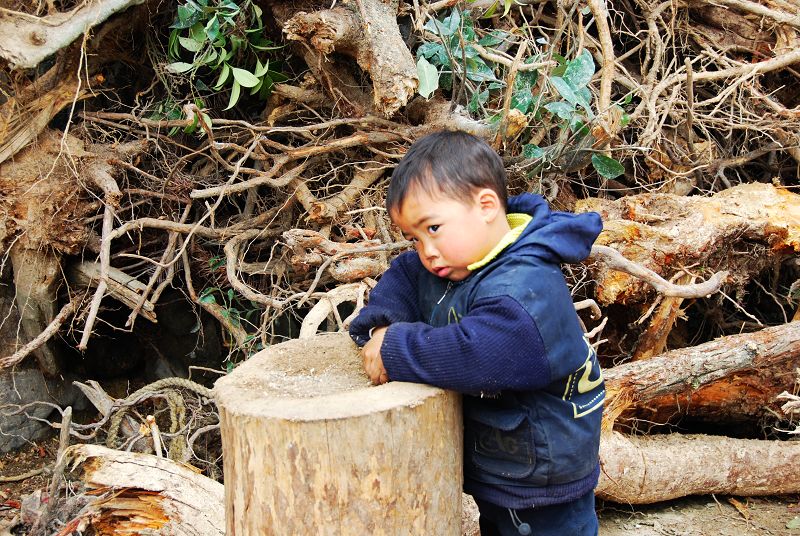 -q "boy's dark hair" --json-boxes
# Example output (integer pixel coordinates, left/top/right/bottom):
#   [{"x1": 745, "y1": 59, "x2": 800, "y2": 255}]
[{"x1": 386, "y1": 130, "x2": 507, "y2": 214}]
